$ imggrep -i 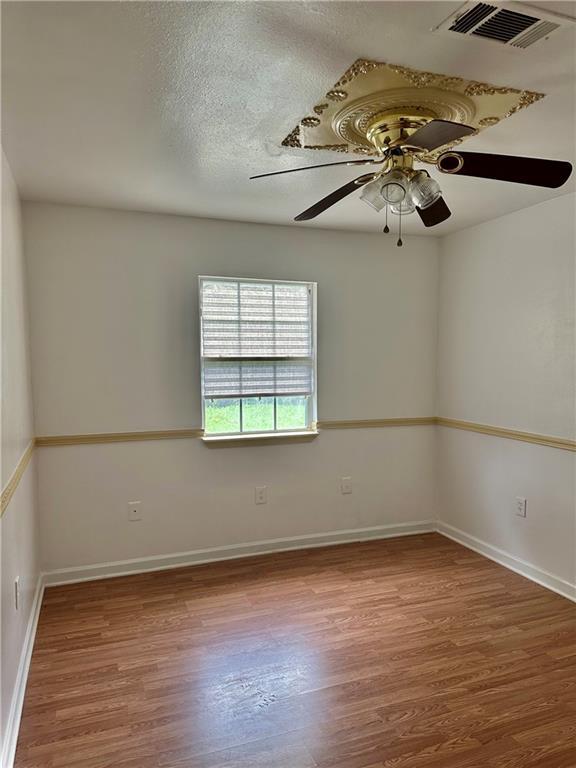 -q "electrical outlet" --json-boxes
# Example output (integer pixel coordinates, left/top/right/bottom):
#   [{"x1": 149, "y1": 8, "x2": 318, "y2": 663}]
[
  {"x1": 14, "y1": 577, "x2": 20, "y2": 611},
  {"x1": 341, "y1": 476, "x2": 353, "y2": 495},
  {"x1": 127, "y1": 501, "x2": 142, "y2": 521},
  {"x1": 255, "y1": 486, "x2": 268, "y2": 505},
  {"x1": 515, "y1": 497, "x2": 527, "y2": 518}
]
